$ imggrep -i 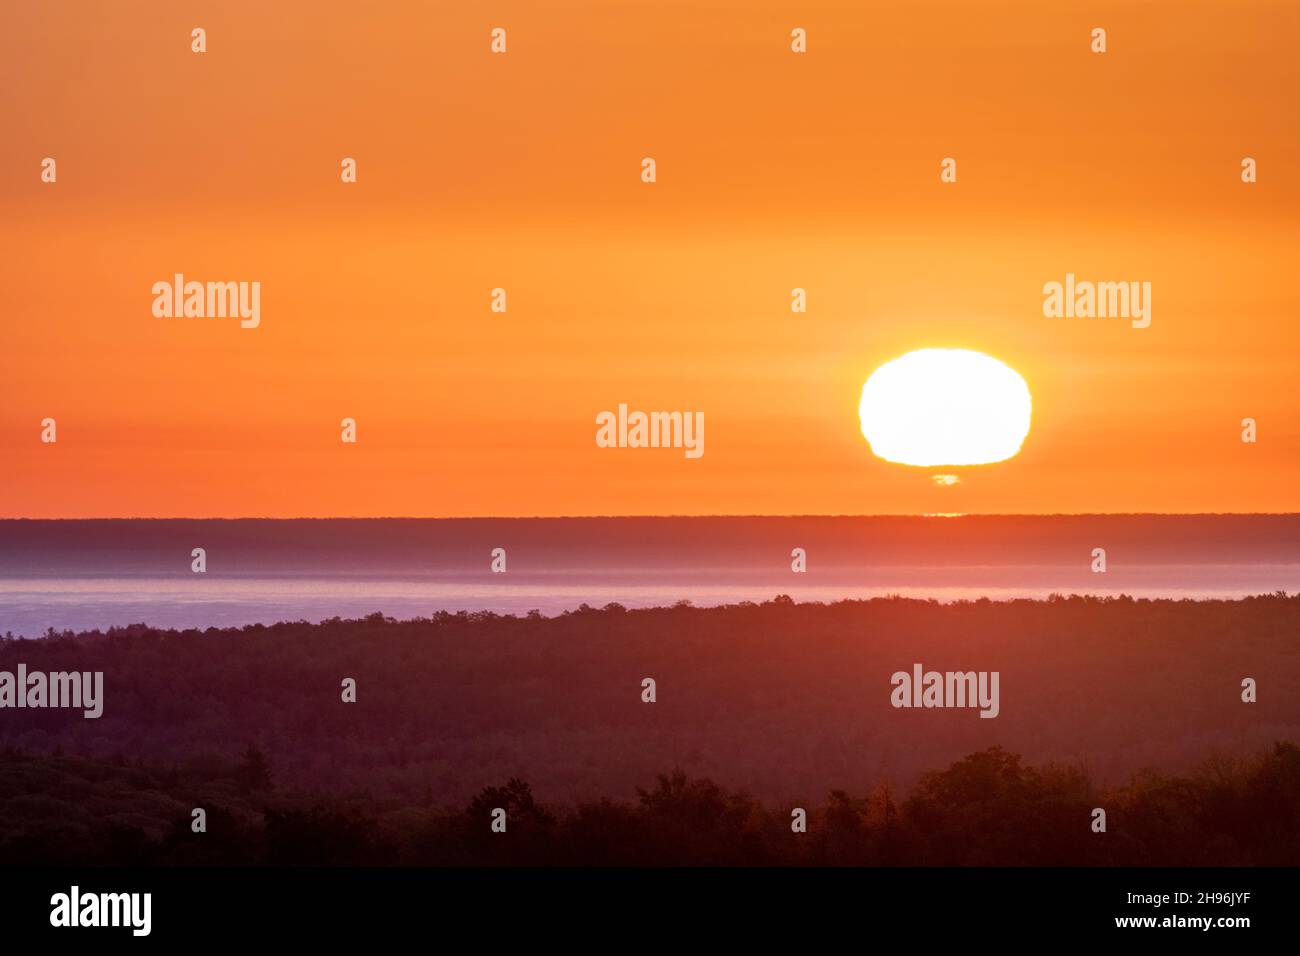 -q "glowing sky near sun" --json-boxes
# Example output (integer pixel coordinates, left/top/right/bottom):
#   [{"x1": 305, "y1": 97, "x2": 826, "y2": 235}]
[{"x1": 0, "y1": 2, "x2": 1297, "y2": 517}]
